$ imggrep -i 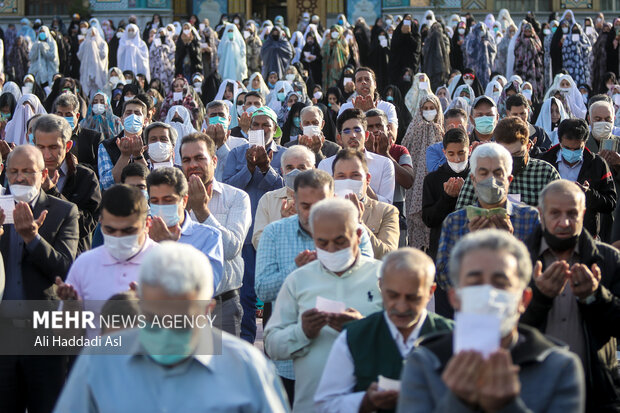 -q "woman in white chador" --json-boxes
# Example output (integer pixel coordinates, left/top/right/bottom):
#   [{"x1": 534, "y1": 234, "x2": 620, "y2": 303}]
[
  {"x1": 77, "y1": 26, "x2": 108, "y2": 99},
  {"x1": 117, "y1": 24, "x2": 150, "y2": 82},
  {"x1": 28, "y1": 26, "x2": 59, "y2": 87},
  {"x1": 218, "y1": 23, "x2": 247, "y2": 81}
]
